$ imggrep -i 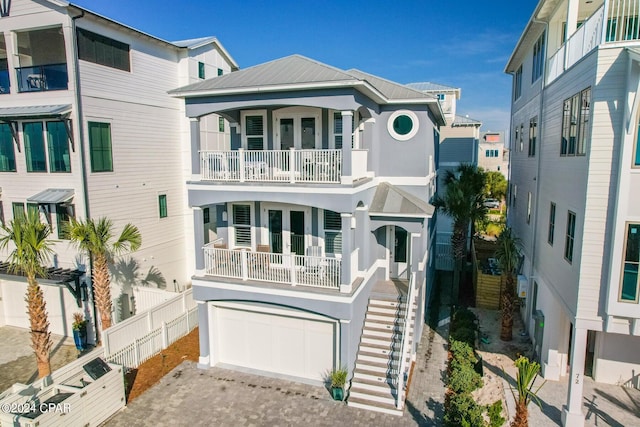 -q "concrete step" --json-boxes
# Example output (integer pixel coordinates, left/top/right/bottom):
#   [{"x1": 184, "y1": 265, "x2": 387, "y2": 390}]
[
  {"x1": 347, "y1": 396, "x2": 403, "y2": 416},
  {"x1": 355, "y1": 359, "x2": 398, "y2": 374},
  {"x1": 352, "y1": 369, "x2": 397, "y2": 385},
  {"x1": 349, "y1": 386, "x2": 396, "y2": 405},
  {"x1": 359, "y1": 342, "x2": 400, "y2": 356},
  {"x1": 361, "y1": 333, "x2": 412, "y2": 346},
  {"x1": 350, "y1": 377, "x2": 396, "y2": 394},
  {"x1": 356, "y1": 350, "x2": 397, "y2": 364},
  {"x1": 369, "y1": 299, "x2": 406, "y2": 308}
]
